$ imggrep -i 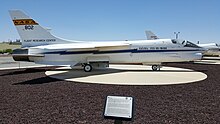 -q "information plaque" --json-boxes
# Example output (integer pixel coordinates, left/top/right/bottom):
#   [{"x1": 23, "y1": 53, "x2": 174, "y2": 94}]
[{"x1": 104, "y1": 96, "x2": 134, "y2": 120}]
